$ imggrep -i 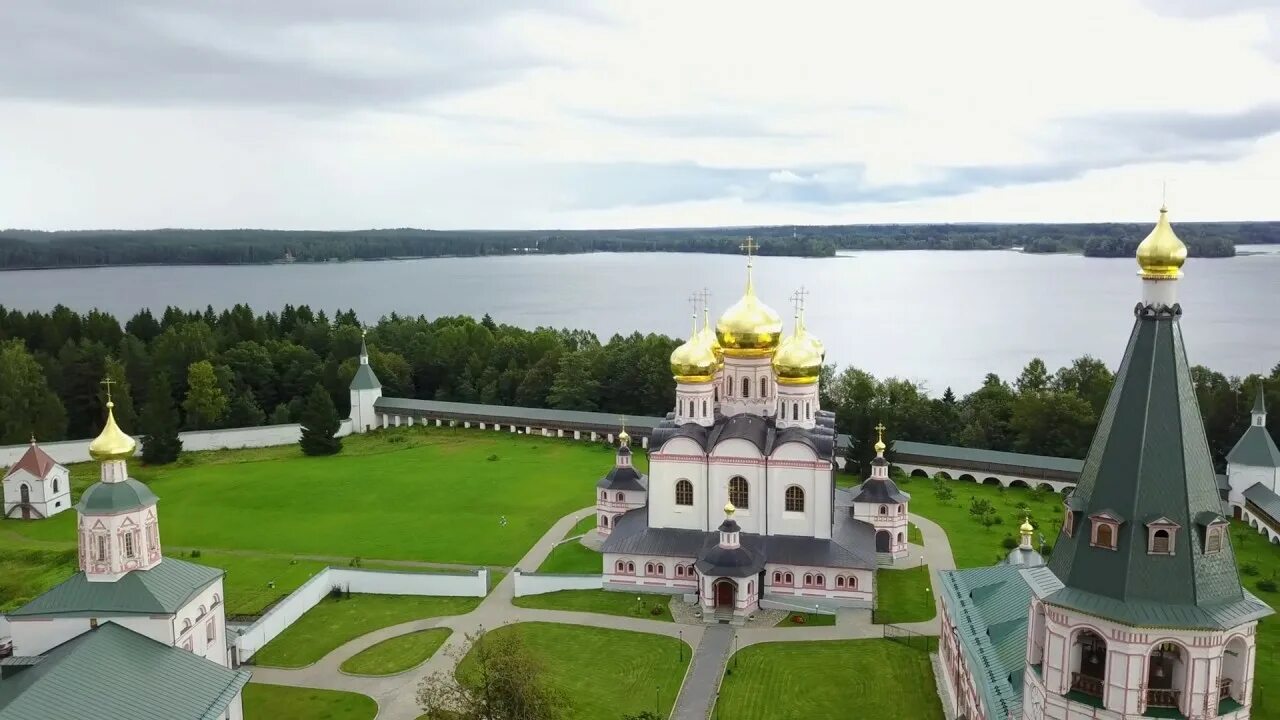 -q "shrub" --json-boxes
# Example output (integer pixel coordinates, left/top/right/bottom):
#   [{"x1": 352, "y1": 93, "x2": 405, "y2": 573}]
[
  {"x1": 329, "y1": 586, "x2": 345, "y2": 600},
  {"x1": 1042, "y1": 543, "x2": 1053, "y2": 556},
  {"x1": 791, "y1": 614, "x2": 806, "y2": 625},
  {"x1": 189, "y1": 549, "x2": 202, "y2": 558},
  {"x1": 1242, "y1": 563, "x2": 1260, "y2": 576},
  {"x1": 388, "y1": 434, "x2": 407, "y2": 444},
  {"x1": 1002, "y1": 537, "x2": 1019, "y2": 550},
  {"x1": 487, "y1": 454, "x2": 500, "y2": 462},
  {"x1": 649, "y1": 606, "x2": 664, "y2": 616},
  {"x1": 1257, "y1": 579, "x2": 1278, "y2": 594},
  {"x1": 349, "y1": 557, "x2": 362, "y2": 567}
]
